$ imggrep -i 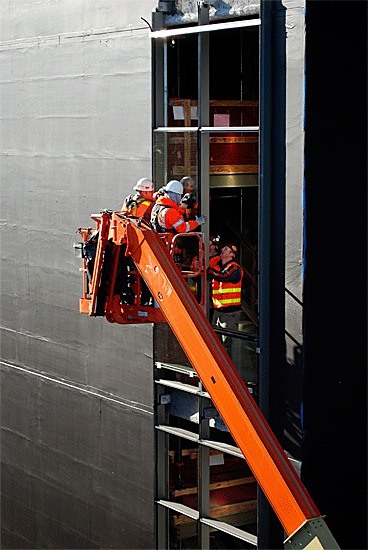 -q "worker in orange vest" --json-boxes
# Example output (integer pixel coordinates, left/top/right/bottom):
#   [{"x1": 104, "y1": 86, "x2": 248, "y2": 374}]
[
  {"x1": 121, "y1": 178, "x2": 155, "y2": 221},
  {"x1": 207, "y1": 243, "x2": 244, "y2": 358},
  {"x1": 151, "y1": 179, "x2": 206, "y2": 233},
  {"x1": 119, "y1": 178, "x2": 155, "y2": 304}
]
